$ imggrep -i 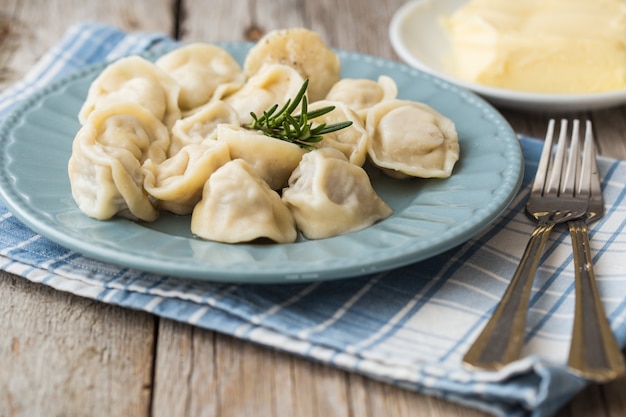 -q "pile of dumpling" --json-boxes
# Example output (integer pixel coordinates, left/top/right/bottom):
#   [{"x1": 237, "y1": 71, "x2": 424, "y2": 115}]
[{"x1": 68, "y1": 28, "x2": 459, "y2": 244}]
